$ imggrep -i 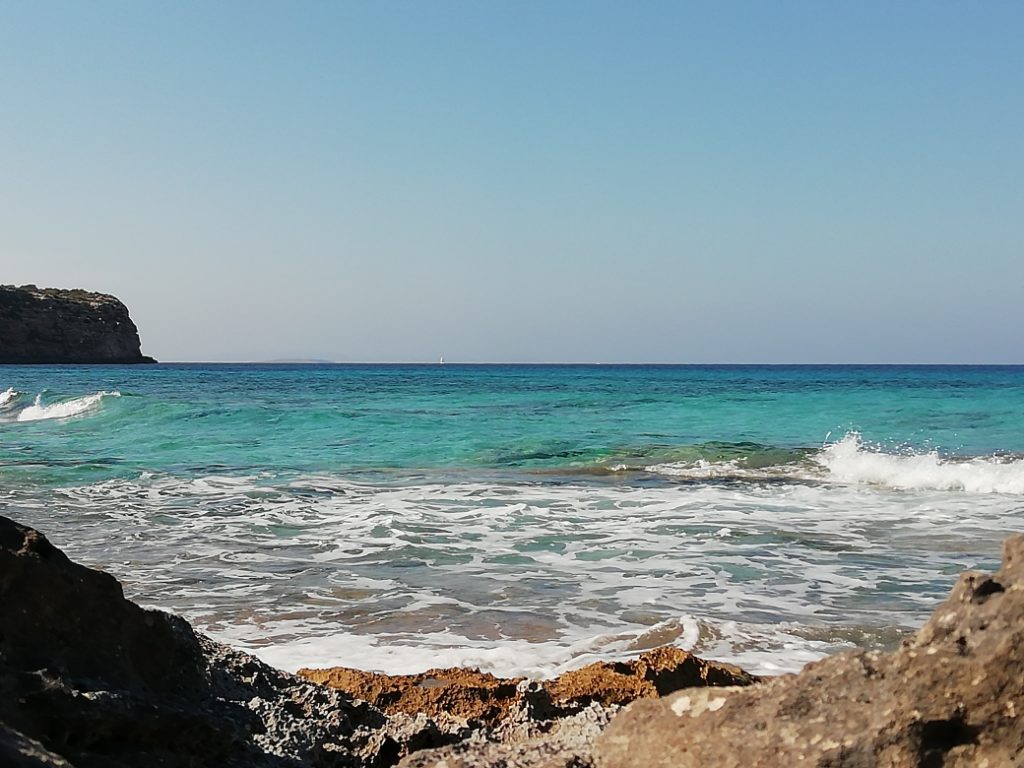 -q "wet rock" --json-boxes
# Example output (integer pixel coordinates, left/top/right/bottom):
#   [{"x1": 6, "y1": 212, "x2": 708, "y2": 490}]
[
  {"x1": 0, "y1": 285, "x2": 154, "y2": 363},
  {"x1": 596, "y1": 534, "x2": 1024, "y2": 768}
]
